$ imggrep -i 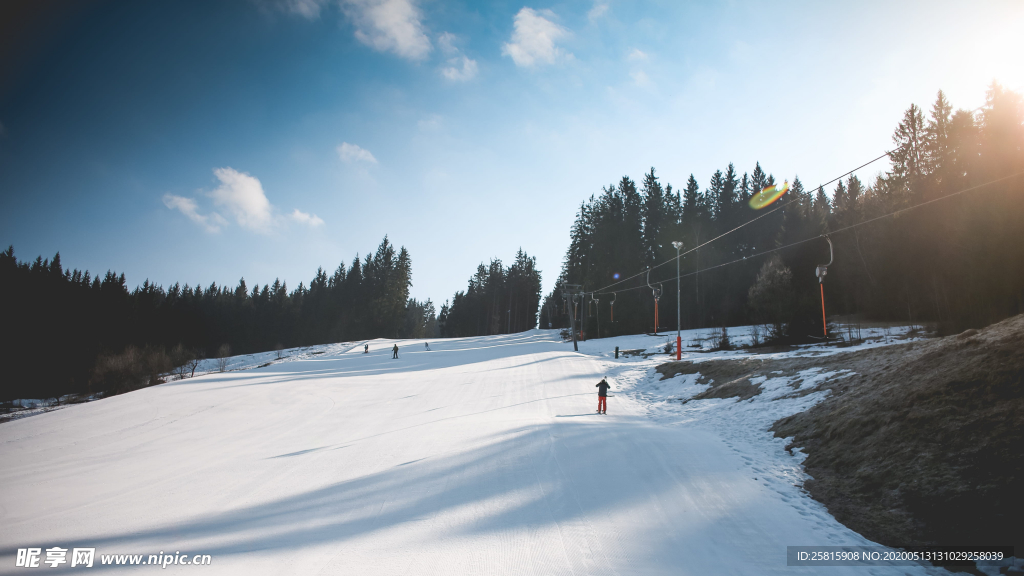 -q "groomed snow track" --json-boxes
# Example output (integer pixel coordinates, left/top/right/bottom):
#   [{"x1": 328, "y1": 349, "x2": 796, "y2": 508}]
[{"x1": 1, "y1": 330, "x2": 944, "y2": 574}]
